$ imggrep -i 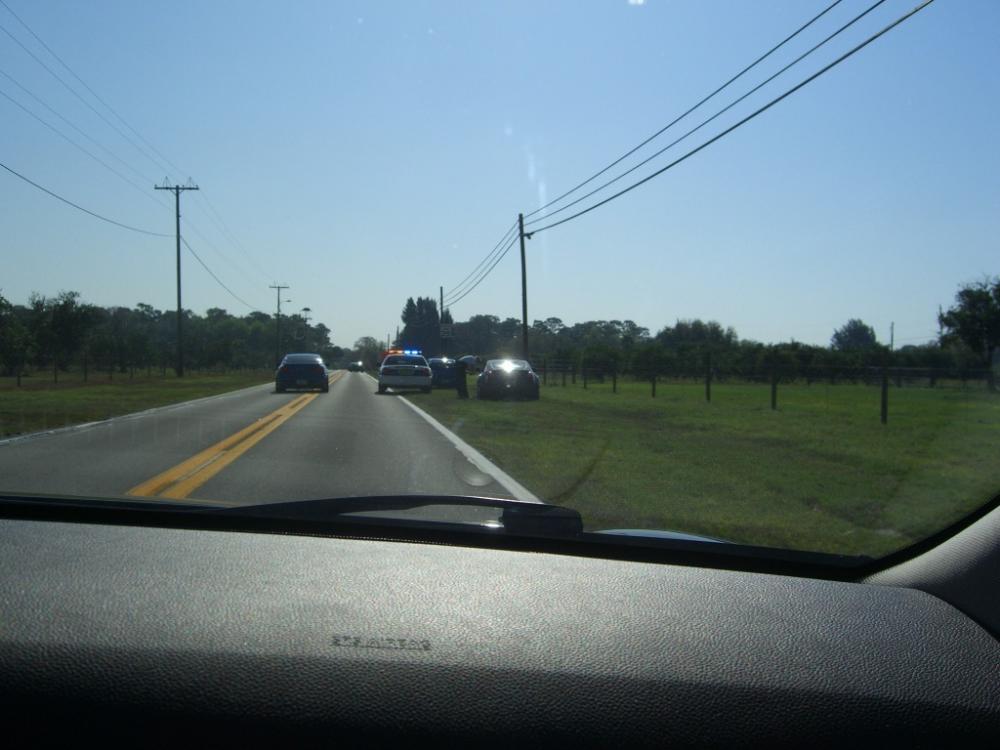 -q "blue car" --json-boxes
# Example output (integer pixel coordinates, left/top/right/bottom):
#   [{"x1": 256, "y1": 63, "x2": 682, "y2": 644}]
[{"x1": 275, "y1": 353, "x2": 329, "y2": 393}]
